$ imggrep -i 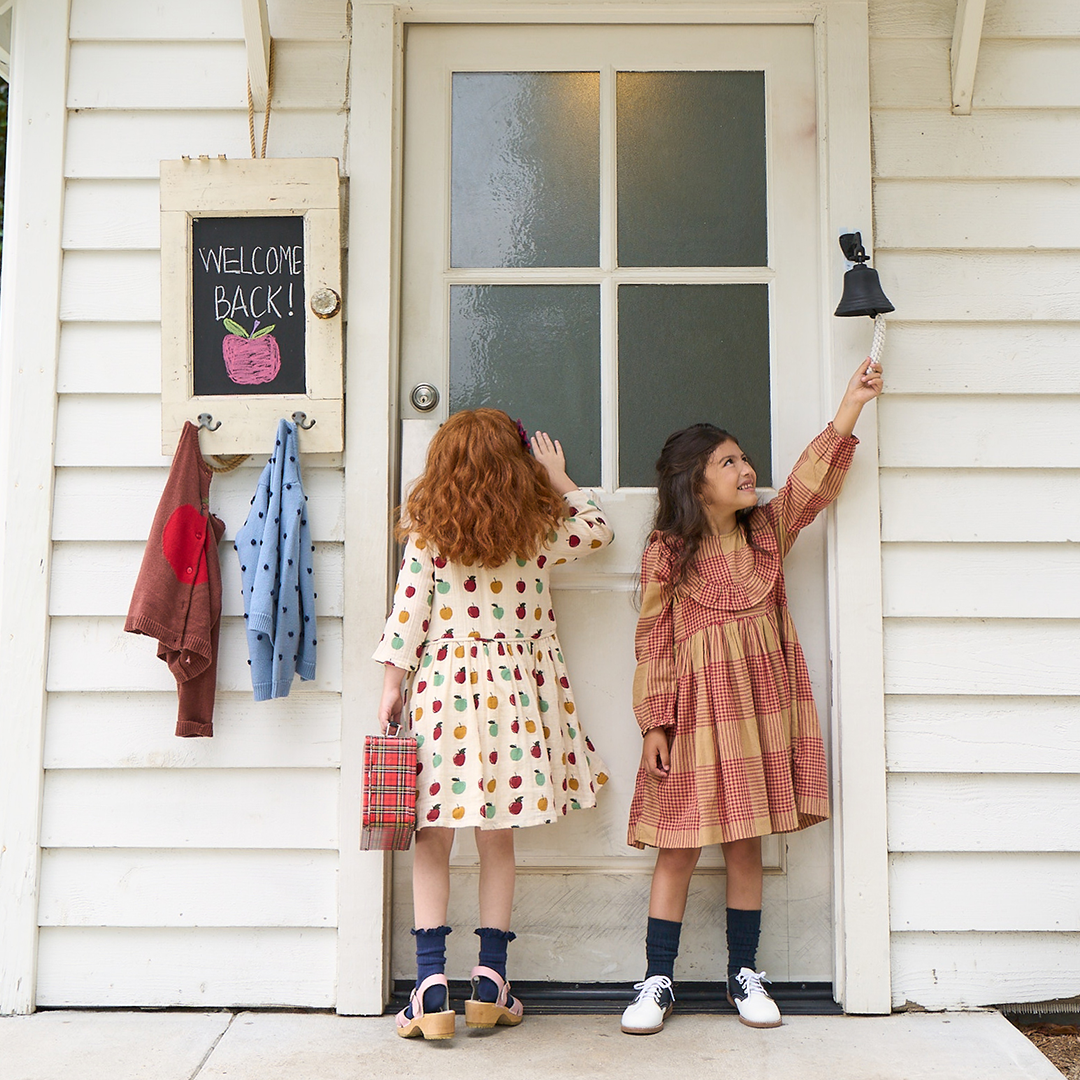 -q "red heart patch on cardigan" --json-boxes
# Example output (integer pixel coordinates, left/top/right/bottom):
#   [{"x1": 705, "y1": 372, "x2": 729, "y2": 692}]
[{"x1": 162, "y1": 503, "x2": 209, "y2": 584}]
